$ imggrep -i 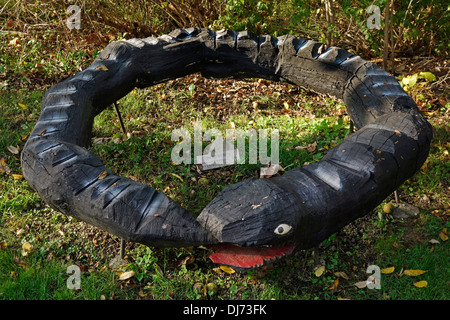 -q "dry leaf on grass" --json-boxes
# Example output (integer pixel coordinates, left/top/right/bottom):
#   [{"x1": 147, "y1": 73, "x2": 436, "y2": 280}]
[
  {"x1": 329, "y1": 278, "x2": 339, "y2": 290},
  {"x1": 22, "y1": 242, "x2": 31, "y2": 252},
  {"x1": 295, "y1": 141, "x2": 317, "y2": 153},
  {"x1": 381, "y1": 266, "x2": 395, "y2": 274},
  {"x1": 334, "y1": 271, "x2": 349, "y2": 280},
  {"x1": 0, "y1": 158, "x2": 10, "y2": 172},
  {"x1": 354, "y1": 281, "x2": 367, "y2": 289},
  {"x1": 21, "y1": 242, "x2": 31, "y2": 256},
  {"x1": 413, "y1": 280, "x2": 428, "y2": 288},
  {"x1": 118, "y1": 270, "x2": 135, "y2": 281},
  {"x1": 439, "y1": 228, "x2": 448, "y2": 241},
  {"x1": 403, "y1": 269, "x2": 427, "y2": 277},
  {"x1": 315, "y1": 265, "x2": 325, "y2": 277},
  {"x1": 7, "y1": 145, "x2": 20, "y2": 155},
  {"x1": 219, "y1": 266, "x2": 236, "y2": 274},
  {"x1": 170, "y1": 172, "x2": 184, "y2": 182}
]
